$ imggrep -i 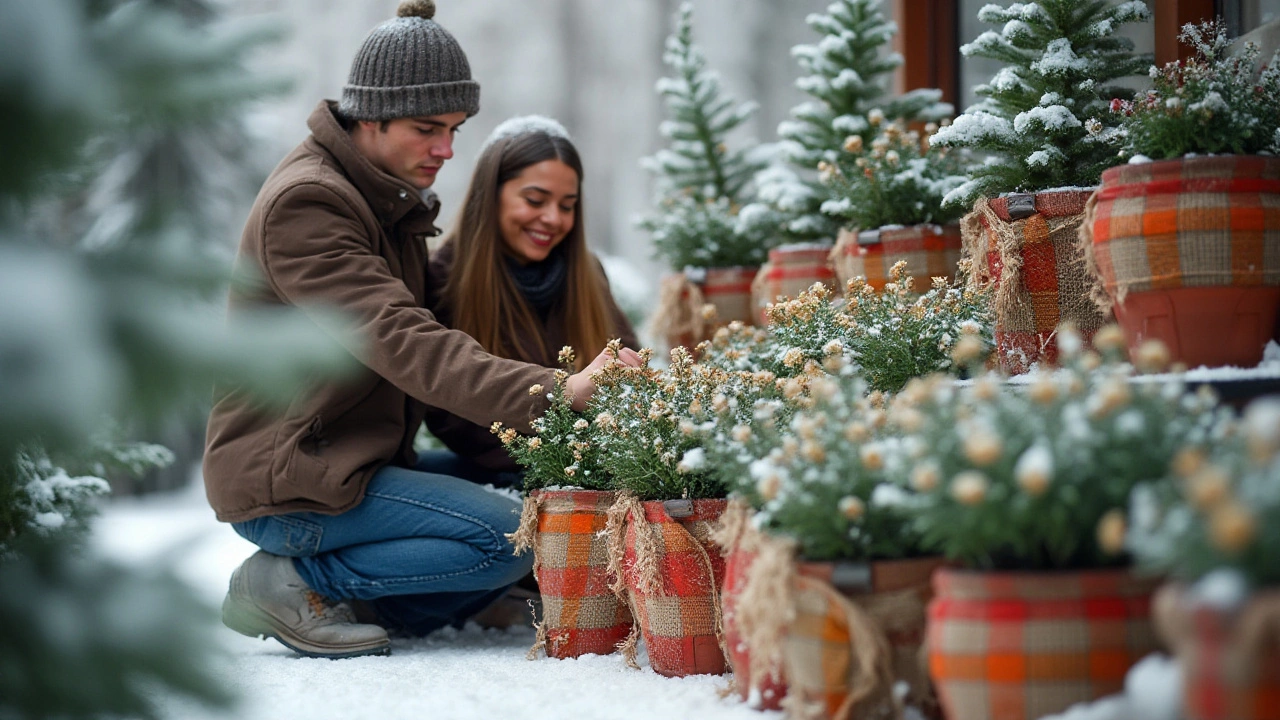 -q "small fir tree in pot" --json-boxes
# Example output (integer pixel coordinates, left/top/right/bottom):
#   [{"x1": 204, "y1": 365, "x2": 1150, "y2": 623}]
[{"x1": 740, "y1": 0, "x2": 951, "y2": 246}]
